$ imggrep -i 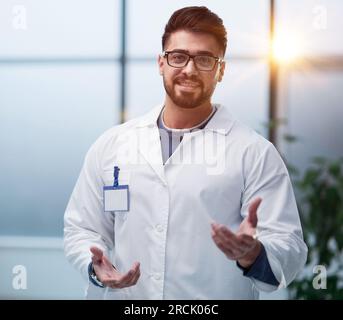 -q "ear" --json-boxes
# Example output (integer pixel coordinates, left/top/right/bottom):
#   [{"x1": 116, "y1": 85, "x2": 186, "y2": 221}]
[
  {"x1": 158, "y1": 54, "x2": 164, "y2": 76},
  {"x1": 217, "y1": 61, "x2": 226, "y2": 83}
]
